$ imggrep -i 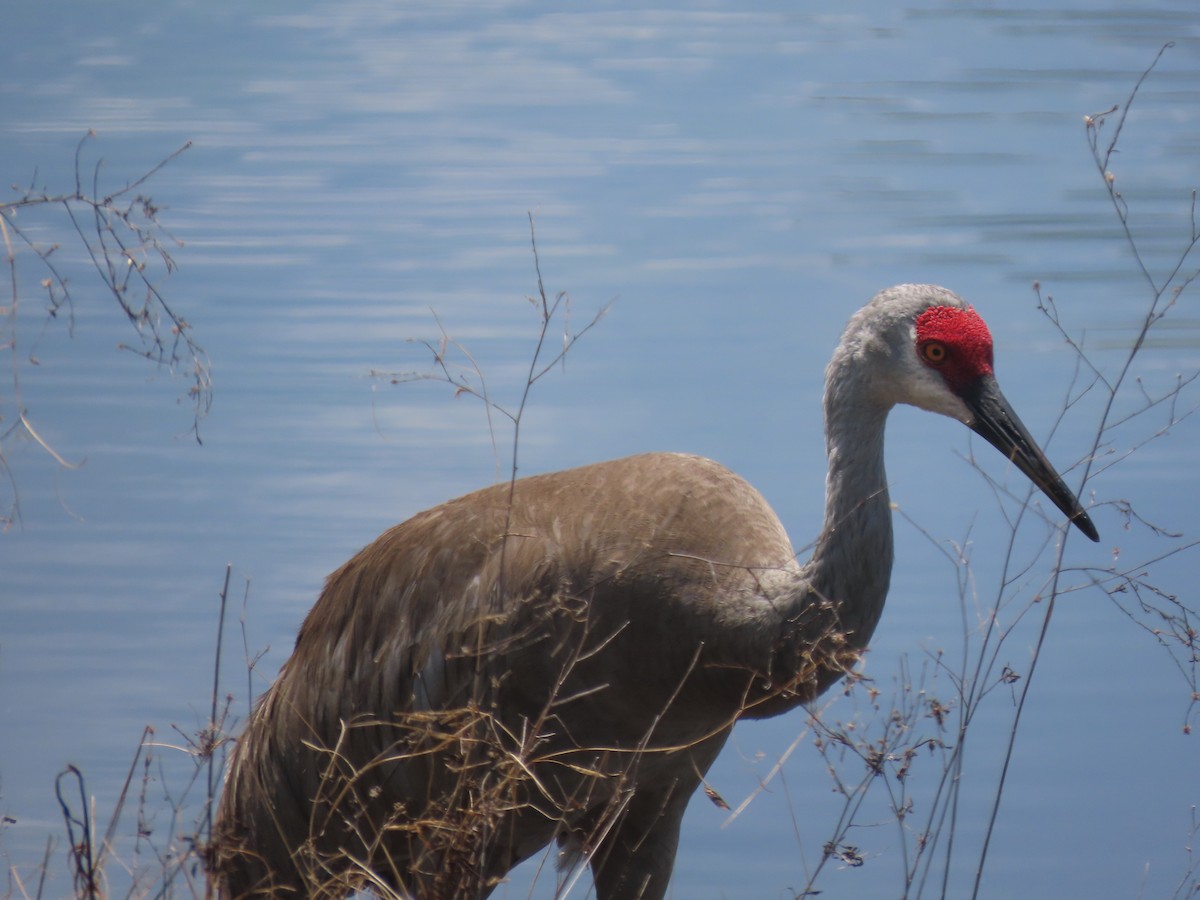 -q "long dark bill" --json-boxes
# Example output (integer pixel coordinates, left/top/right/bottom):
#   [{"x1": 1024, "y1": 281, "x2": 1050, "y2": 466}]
[{"x1": 963, "y1": 375, "x2": 1099, "y2": 542}]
